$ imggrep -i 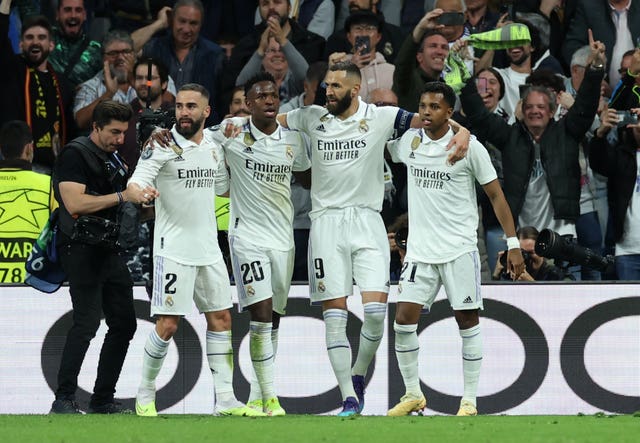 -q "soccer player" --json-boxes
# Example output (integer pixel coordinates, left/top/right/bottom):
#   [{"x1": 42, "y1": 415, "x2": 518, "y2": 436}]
[
  {"x1": 207, "y1": 72, "x2": 311, "y2": 416},
  {"x1": 128, "y1": 83, "x2": 263, "y2": 417},
  {"x1": 276, "y1": 61, "x2": 470, "y2": 415},
  {"x1": 385, "y1": 82, "x2": 524, "y2": 417}
]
